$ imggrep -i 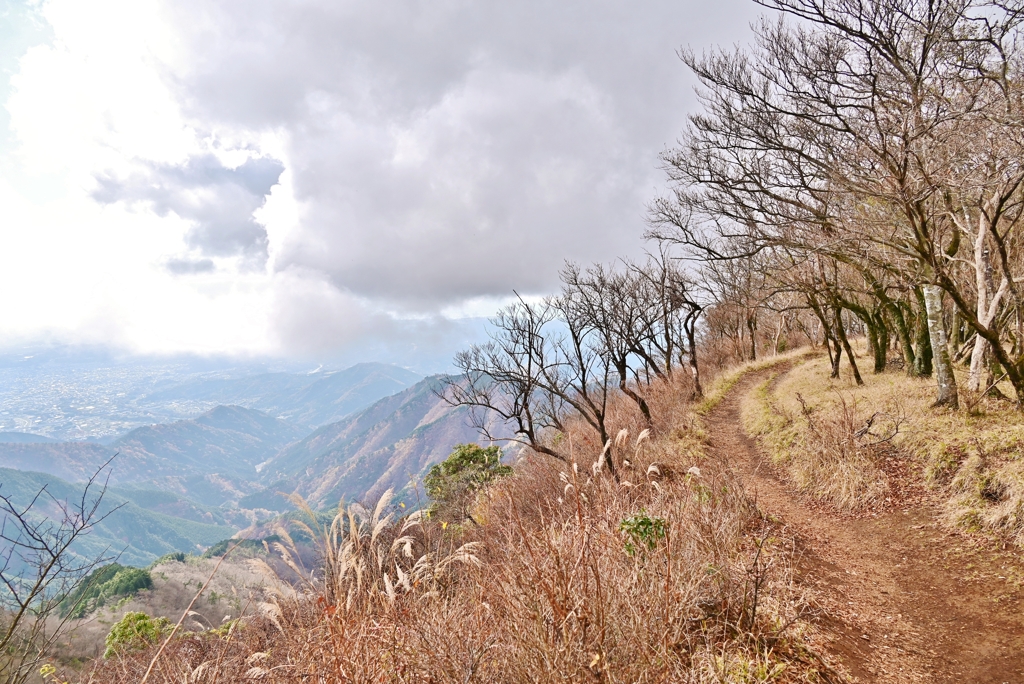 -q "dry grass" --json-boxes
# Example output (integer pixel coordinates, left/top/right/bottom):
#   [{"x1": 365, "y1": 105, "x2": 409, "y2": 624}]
[
  {"x1": 746, "y1": 351, "x2": 1024, "y2": 541},
  {"x1": 697, "y1": 347, "x2": 820, "y2": 417},
  {"x1": 64, "y1": 374, "x2": 838, "y2": 683},
  {"x1": 741, "y1": 368, "x2": 892, "y2": 512},
  {"x1": 41, "y1": 555, "x2": 277, "y2": 674}
]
